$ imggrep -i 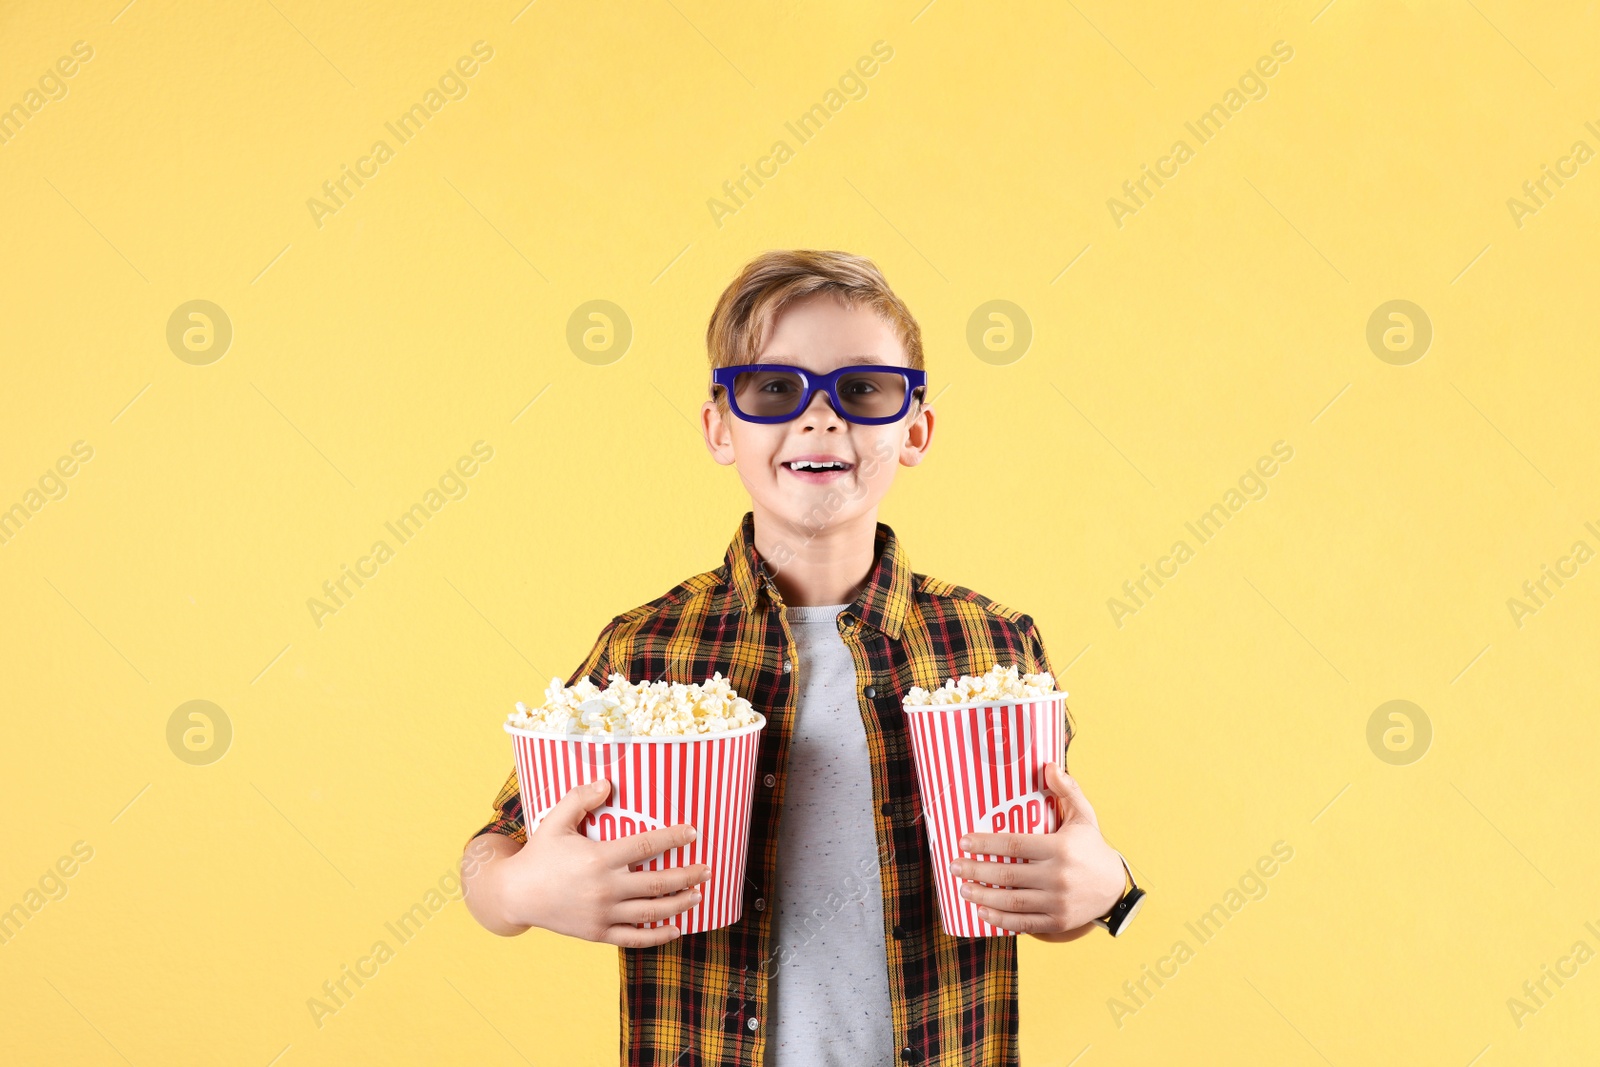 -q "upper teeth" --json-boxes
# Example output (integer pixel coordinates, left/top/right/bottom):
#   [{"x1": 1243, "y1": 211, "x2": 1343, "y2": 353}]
[{"x1": 790, "y1": 460, "x2": 846, "y2": 470}]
